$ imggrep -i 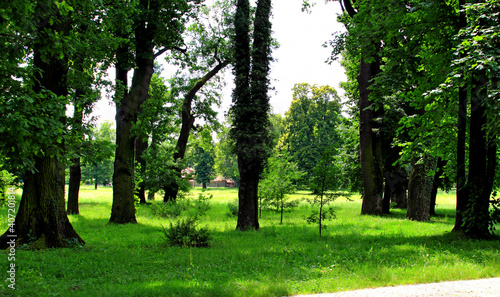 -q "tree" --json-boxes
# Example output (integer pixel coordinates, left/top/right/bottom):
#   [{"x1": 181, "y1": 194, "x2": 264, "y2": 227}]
[
  {"x1": 110, "y1": 0, "x2": 201, "y2": 223},
  {"x1": 280, "y1": 83, "x2": 343, "y2": 187},
  {"x1": 0, "y1": 0, "x2": 85, "y2": 249},
  {"x1": 230, "y1": 0, "x2": 273, "y2": 231},
  {"x1": 259, "y1": 149, "x2": 303, "y2": 223},
  {"x1": 307, "y1": 149, "x2": 344, "y2": 237}
]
